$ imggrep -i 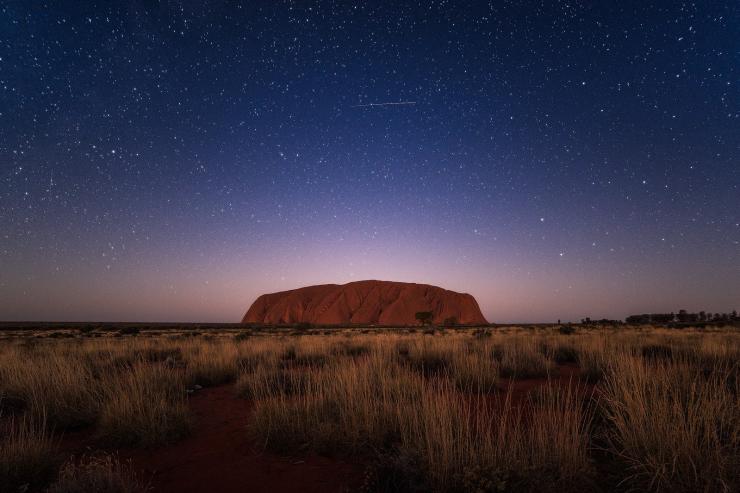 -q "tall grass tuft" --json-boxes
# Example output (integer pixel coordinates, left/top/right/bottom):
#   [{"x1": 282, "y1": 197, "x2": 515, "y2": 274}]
[
  {"x1": 497, "y1": 337, "x2": 553, "y2": 379},
  {"x1": 601, "y1": 354, "x2": 740, "y2": 492},
  {"x1": 0, "y1": 414, "x2": 58, "y2": 492},
  {"x1": 97, "y1": 364, "x2": 191, "y2": 447},
  {"x1": 0, "y1": 350, "x2": 102, "y2": 429}
]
